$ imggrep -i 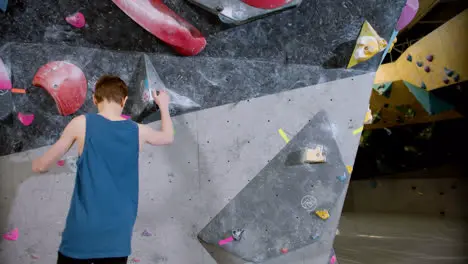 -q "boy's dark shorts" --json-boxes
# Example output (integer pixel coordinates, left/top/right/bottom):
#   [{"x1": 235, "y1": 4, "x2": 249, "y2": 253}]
[{"x1": 57, "y1": 252, "x2": 128, "y2": 264}]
